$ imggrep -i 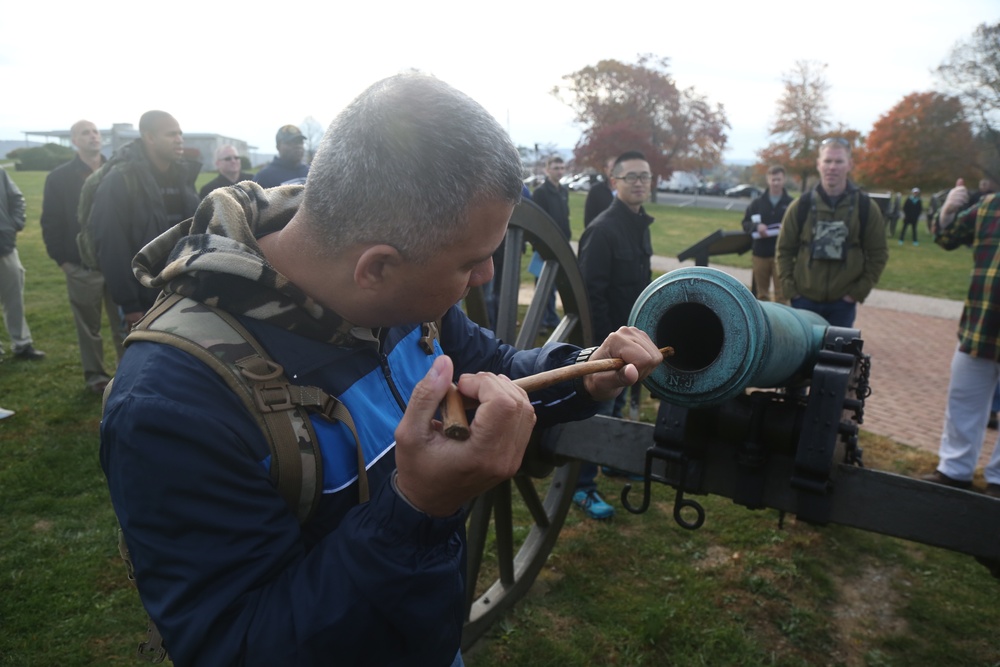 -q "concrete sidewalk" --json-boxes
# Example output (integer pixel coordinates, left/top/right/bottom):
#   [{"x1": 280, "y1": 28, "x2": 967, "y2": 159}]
[{"x1": 649, "y1": 255, "x2": 993, "y2": 468}]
